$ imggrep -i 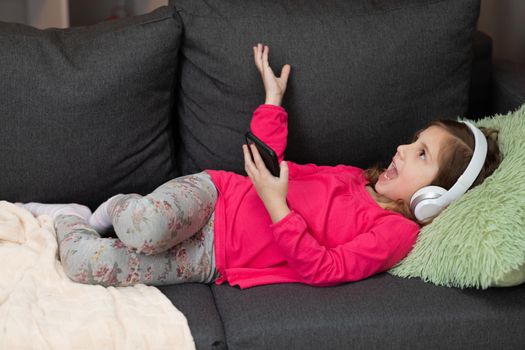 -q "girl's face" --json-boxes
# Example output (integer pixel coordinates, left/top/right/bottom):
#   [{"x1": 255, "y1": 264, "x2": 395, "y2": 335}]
[{"x1": 375, "y1": 126, "x2": 451, "y2": 203}]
